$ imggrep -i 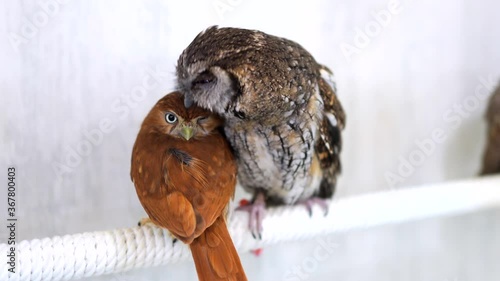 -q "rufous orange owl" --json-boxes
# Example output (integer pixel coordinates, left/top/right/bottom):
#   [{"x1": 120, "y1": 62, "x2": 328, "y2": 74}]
[{"x1": 130, "y1": 91, "x2": 247, "y2": 281}]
